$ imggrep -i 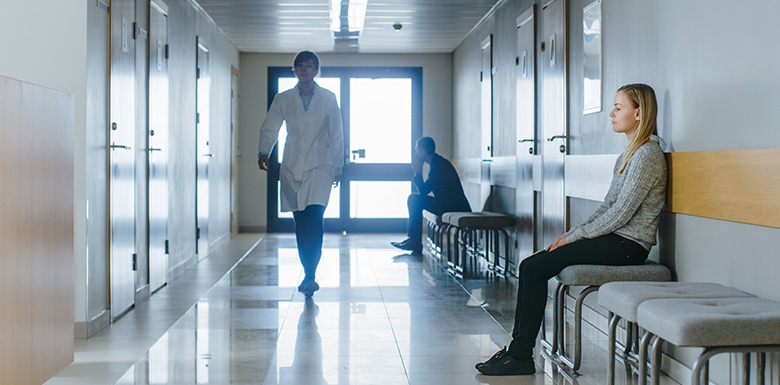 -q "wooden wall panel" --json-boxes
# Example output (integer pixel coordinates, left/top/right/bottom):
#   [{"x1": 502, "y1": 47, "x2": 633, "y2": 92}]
[
  {"x1": 667, "y1": 149, "x2": 780, "y2": 229},
  {"x1": 0, "y1": 75, "x2": 74, "y2": 384}
]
